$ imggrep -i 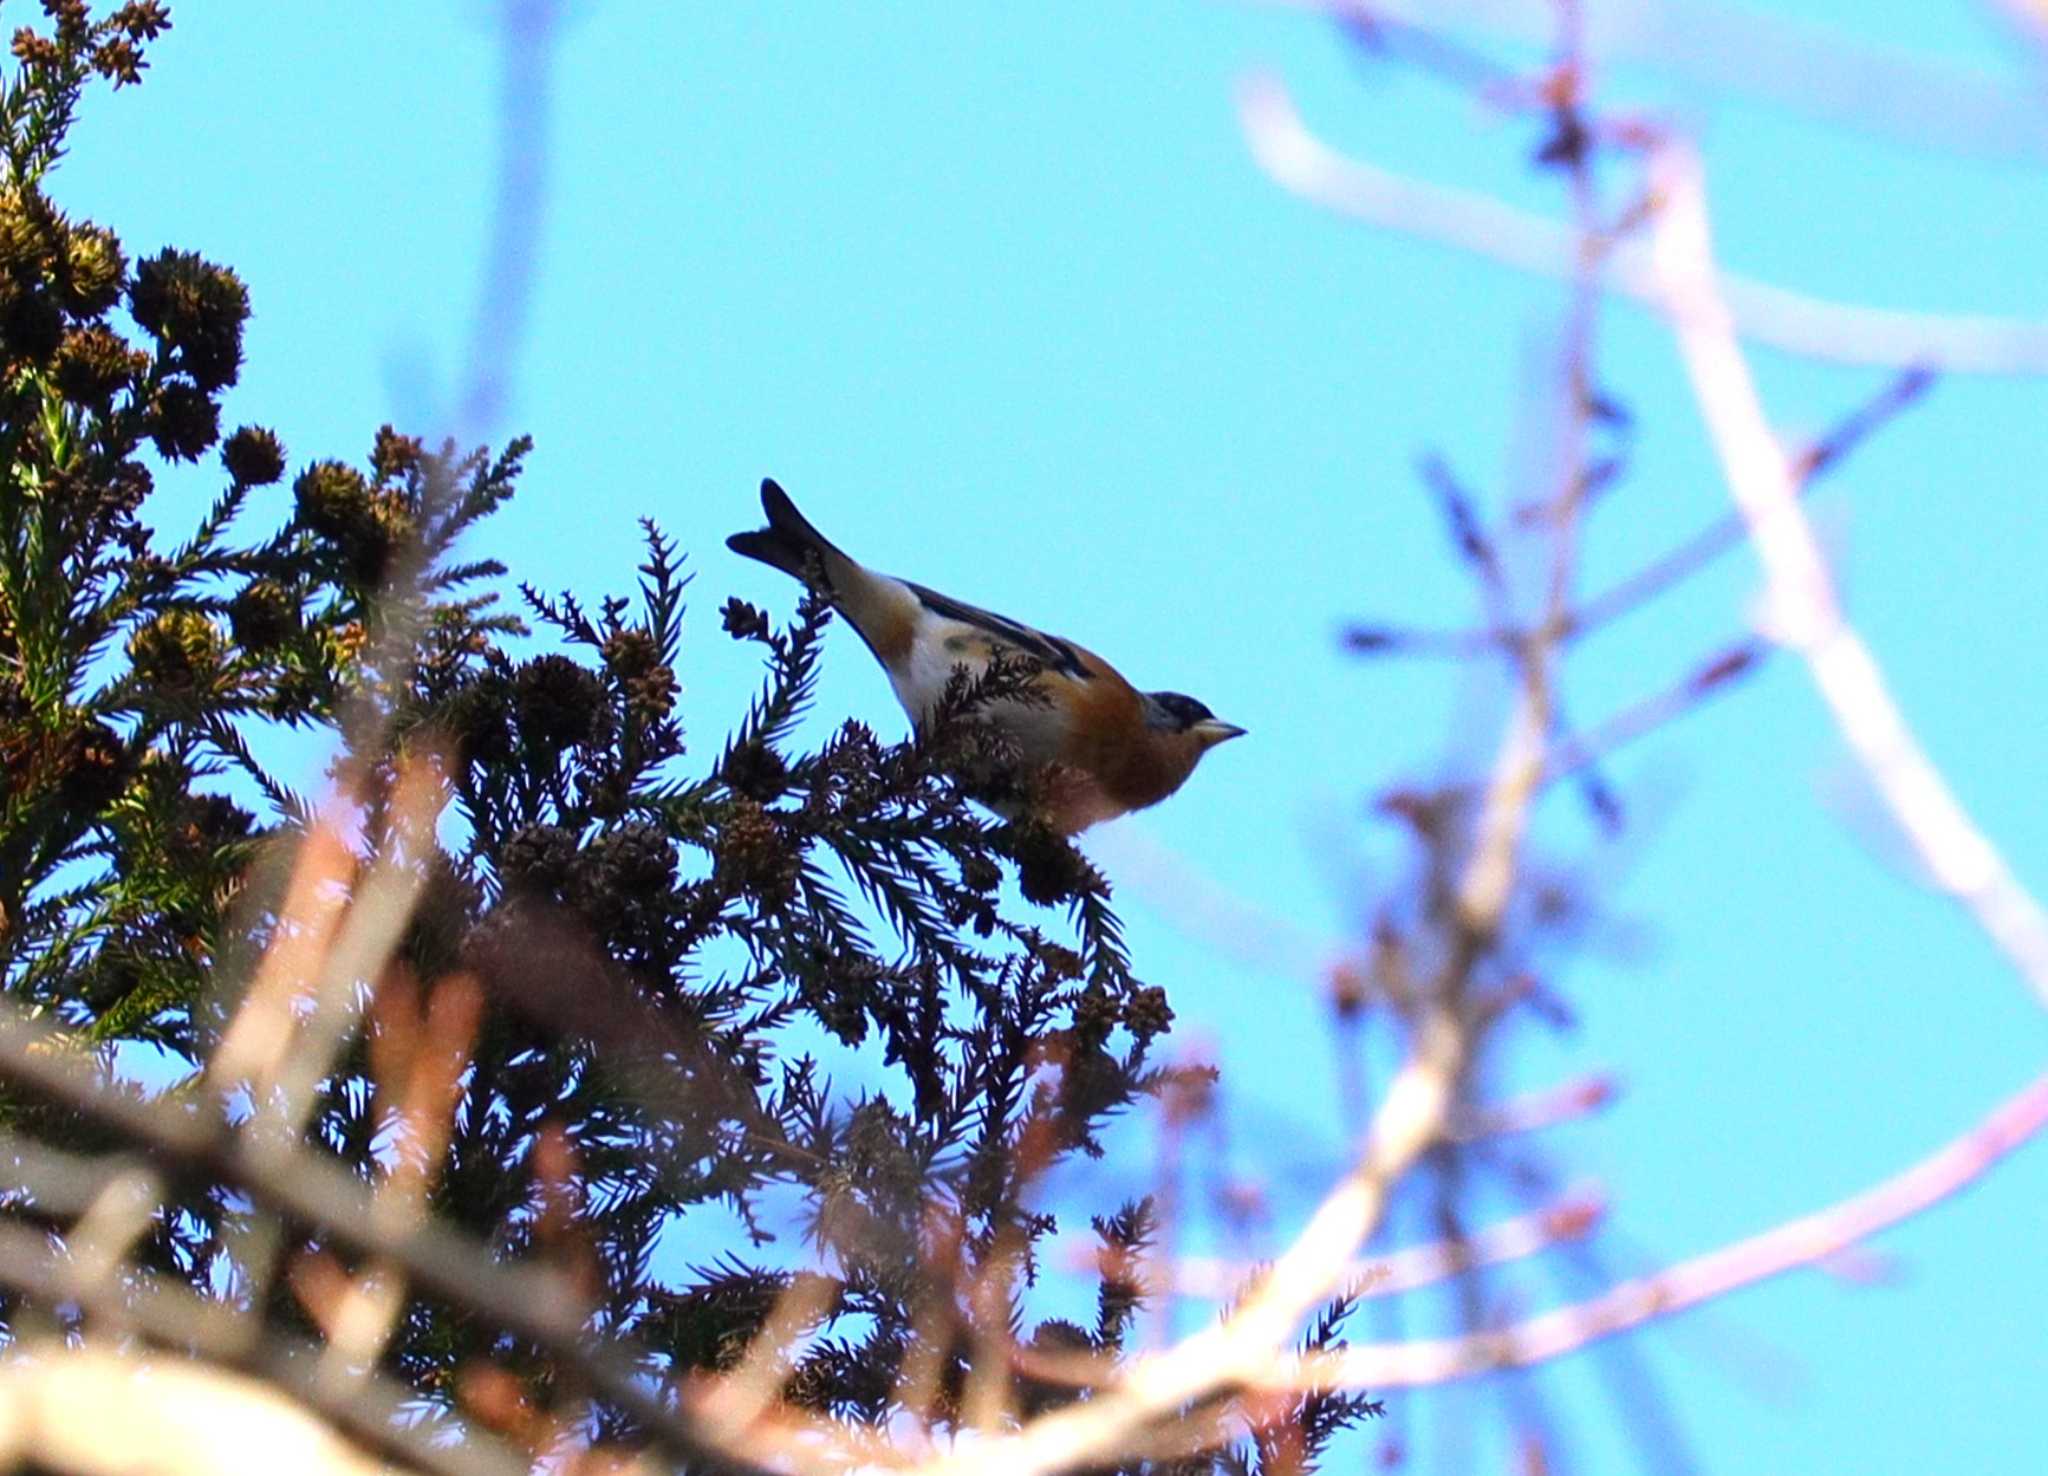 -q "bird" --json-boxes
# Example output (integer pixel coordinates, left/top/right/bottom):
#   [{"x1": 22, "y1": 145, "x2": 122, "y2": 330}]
[{"x1": 726, "y1": 479, "x2": 1244, "y2": 833}]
